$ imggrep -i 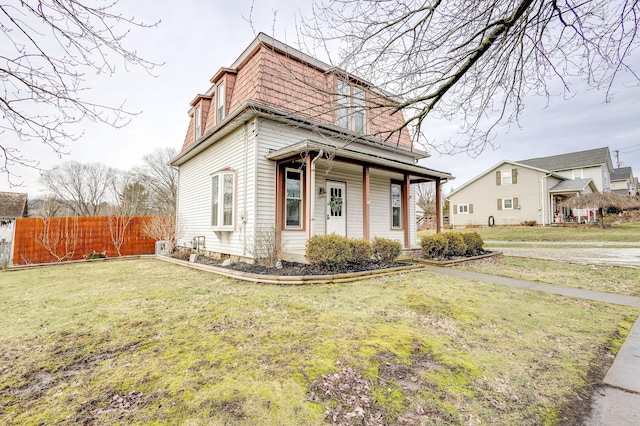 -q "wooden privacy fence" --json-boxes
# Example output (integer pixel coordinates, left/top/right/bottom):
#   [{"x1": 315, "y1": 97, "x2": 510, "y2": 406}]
[{"x1": 12, "y1": 216, "x2": 161, "y2": 265}]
